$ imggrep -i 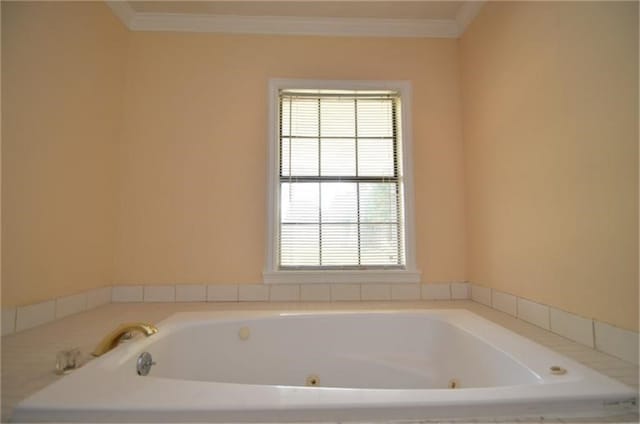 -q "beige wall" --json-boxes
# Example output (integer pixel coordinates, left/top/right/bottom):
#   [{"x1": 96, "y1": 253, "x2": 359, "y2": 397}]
[
  {"x1": 2, "y1": 2, "x2": 127, "y2": 306},
  {"x1": 114, "y1": 33, "x2": 467, "y2": 285},
  {"x1": 460, "y1": 1, "x2": 638, "y2": 331},
  {"x1": 1, "y1": 3, "x2": 3, "y2": 305},
  {"x1": 4, "y1": 1, "x2": 637, "y2": 336}
]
